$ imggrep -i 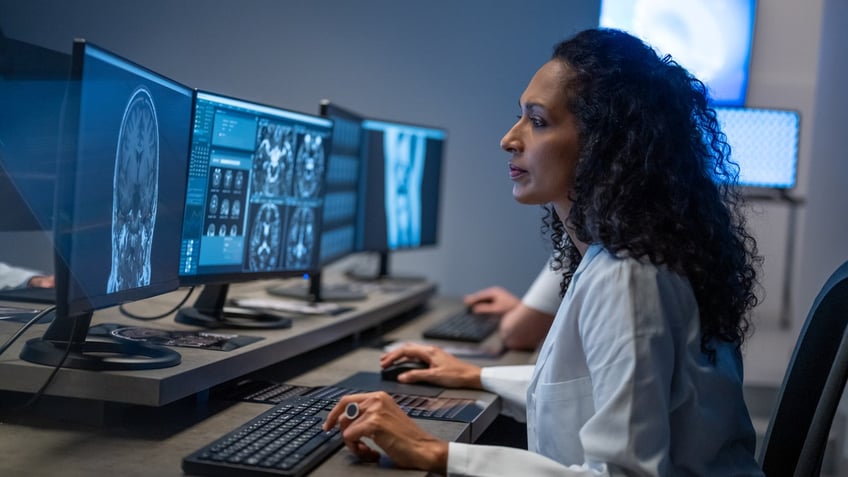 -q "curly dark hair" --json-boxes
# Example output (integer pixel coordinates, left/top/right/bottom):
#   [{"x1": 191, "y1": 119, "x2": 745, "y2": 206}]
[{"x1": 544, "y1": 28, "x2": 761, "y2": 362}]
